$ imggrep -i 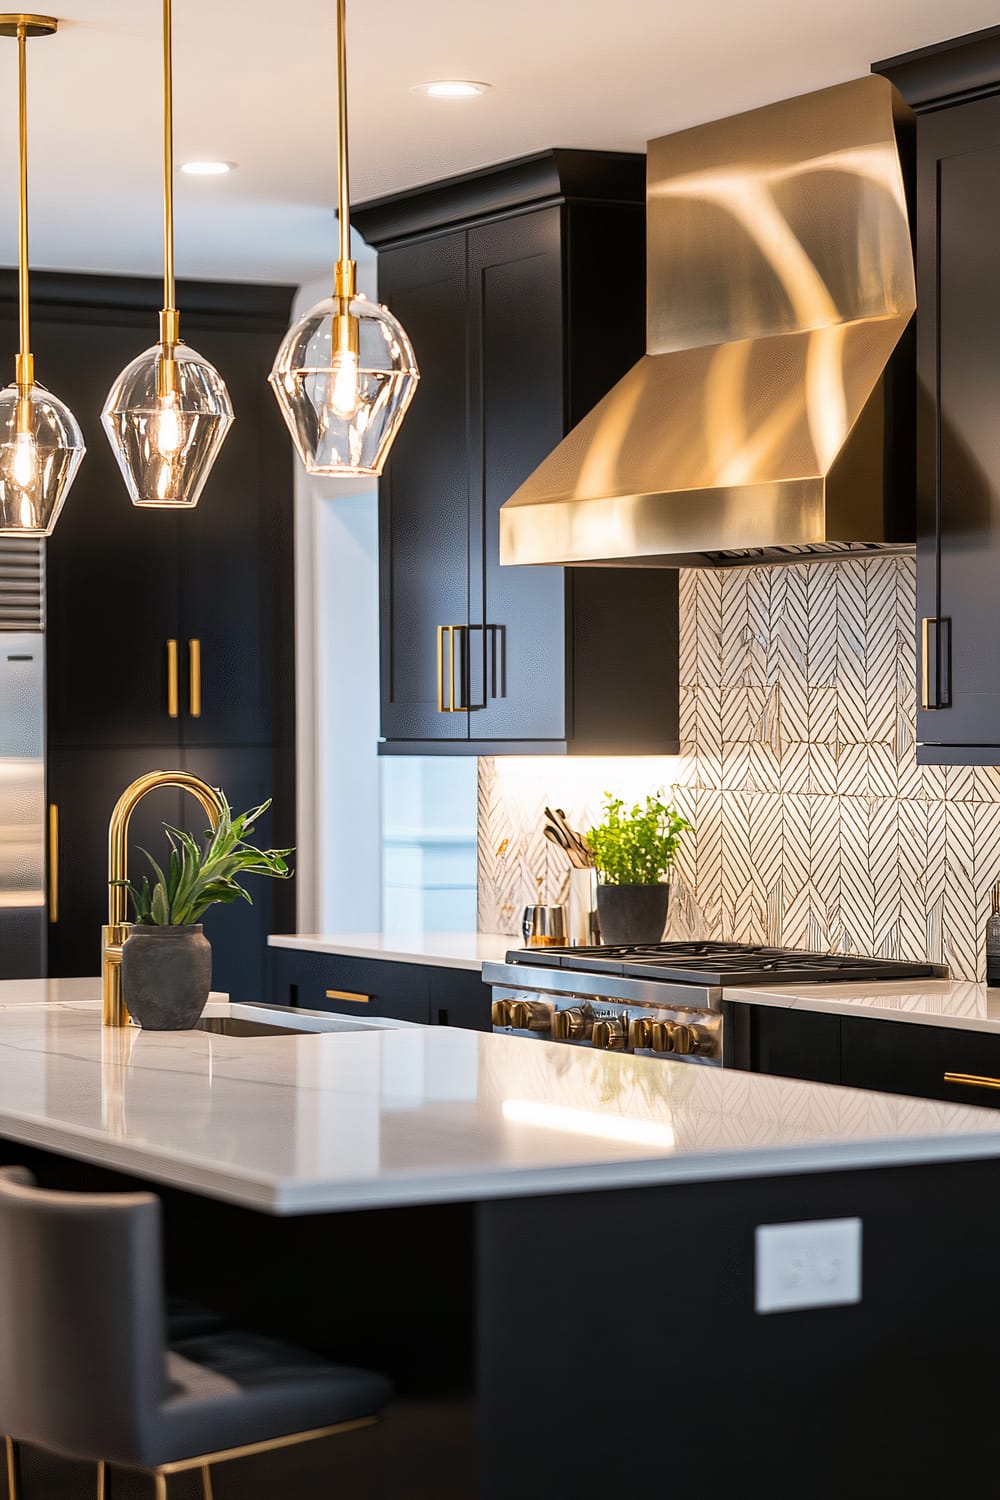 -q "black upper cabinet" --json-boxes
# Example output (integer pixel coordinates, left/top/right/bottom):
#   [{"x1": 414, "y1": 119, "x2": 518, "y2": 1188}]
[
  {"x1": 26, "y1": 290, "x2": 294, "y2": 754},
  {"x1": 35, "y1": 317, "x2": 184, "y2": 749},
  {"x1": 357, "y1": 150, "x2": 680, "y2": 756},
  {"x1": 174, "y1": 324, "x2": 295, "y2": 750},
  {"x1": 377, "y1": 231, "x2": 470, "y2": 742},
  {"x1": 880, "y1": 36, "x2": 1000, "y2": 762},
  {"x1": 10, "y1": 273, "x2": 298, "y2": 997}
]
